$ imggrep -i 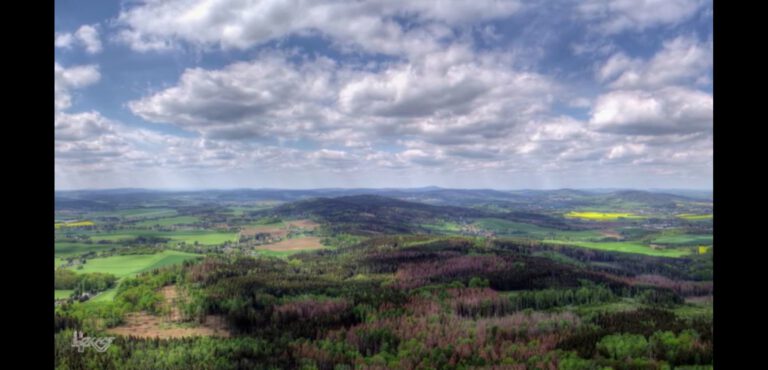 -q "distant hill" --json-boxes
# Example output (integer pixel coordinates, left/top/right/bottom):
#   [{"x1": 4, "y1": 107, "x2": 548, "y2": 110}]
[
  {"x1": 260, "y1": 194, "x2": 488, "y2": 235},
  {"x1": 599, "y1": 190, "x2": 695, "y2": 207}
]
